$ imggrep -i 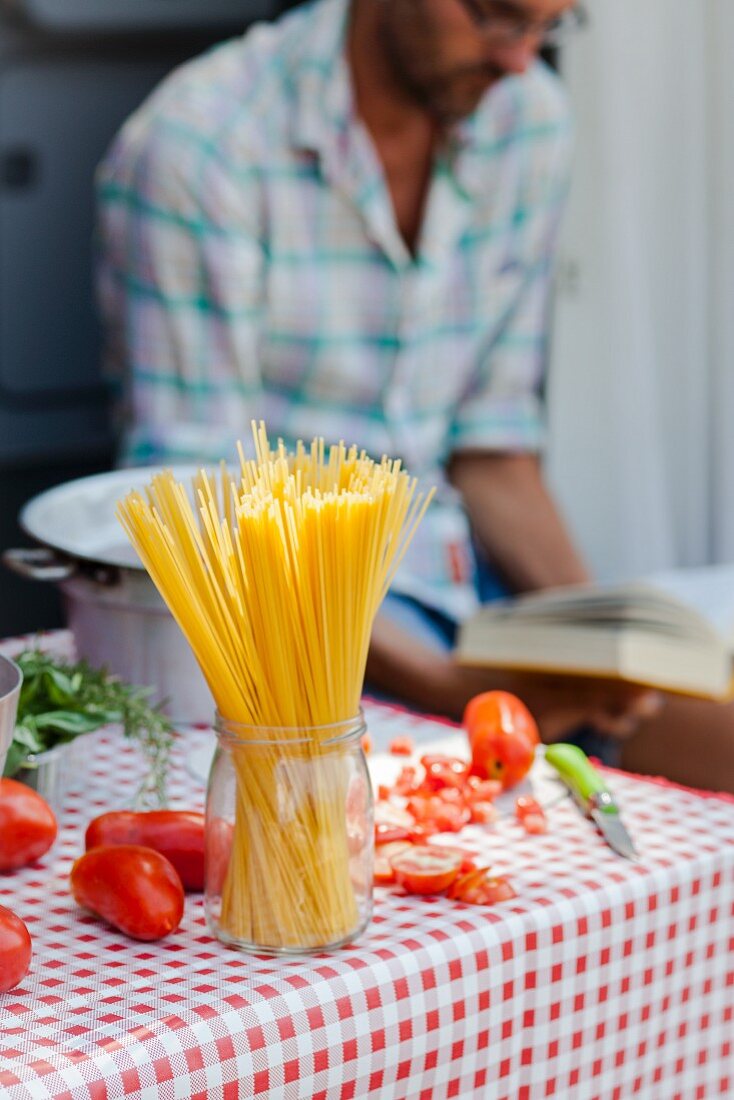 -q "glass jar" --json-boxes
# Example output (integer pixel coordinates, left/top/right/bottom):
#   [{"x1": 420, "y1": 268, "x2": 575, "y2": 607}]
[{"x1": 205, "y1": 712, "x2": 373, "y2": 955}]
